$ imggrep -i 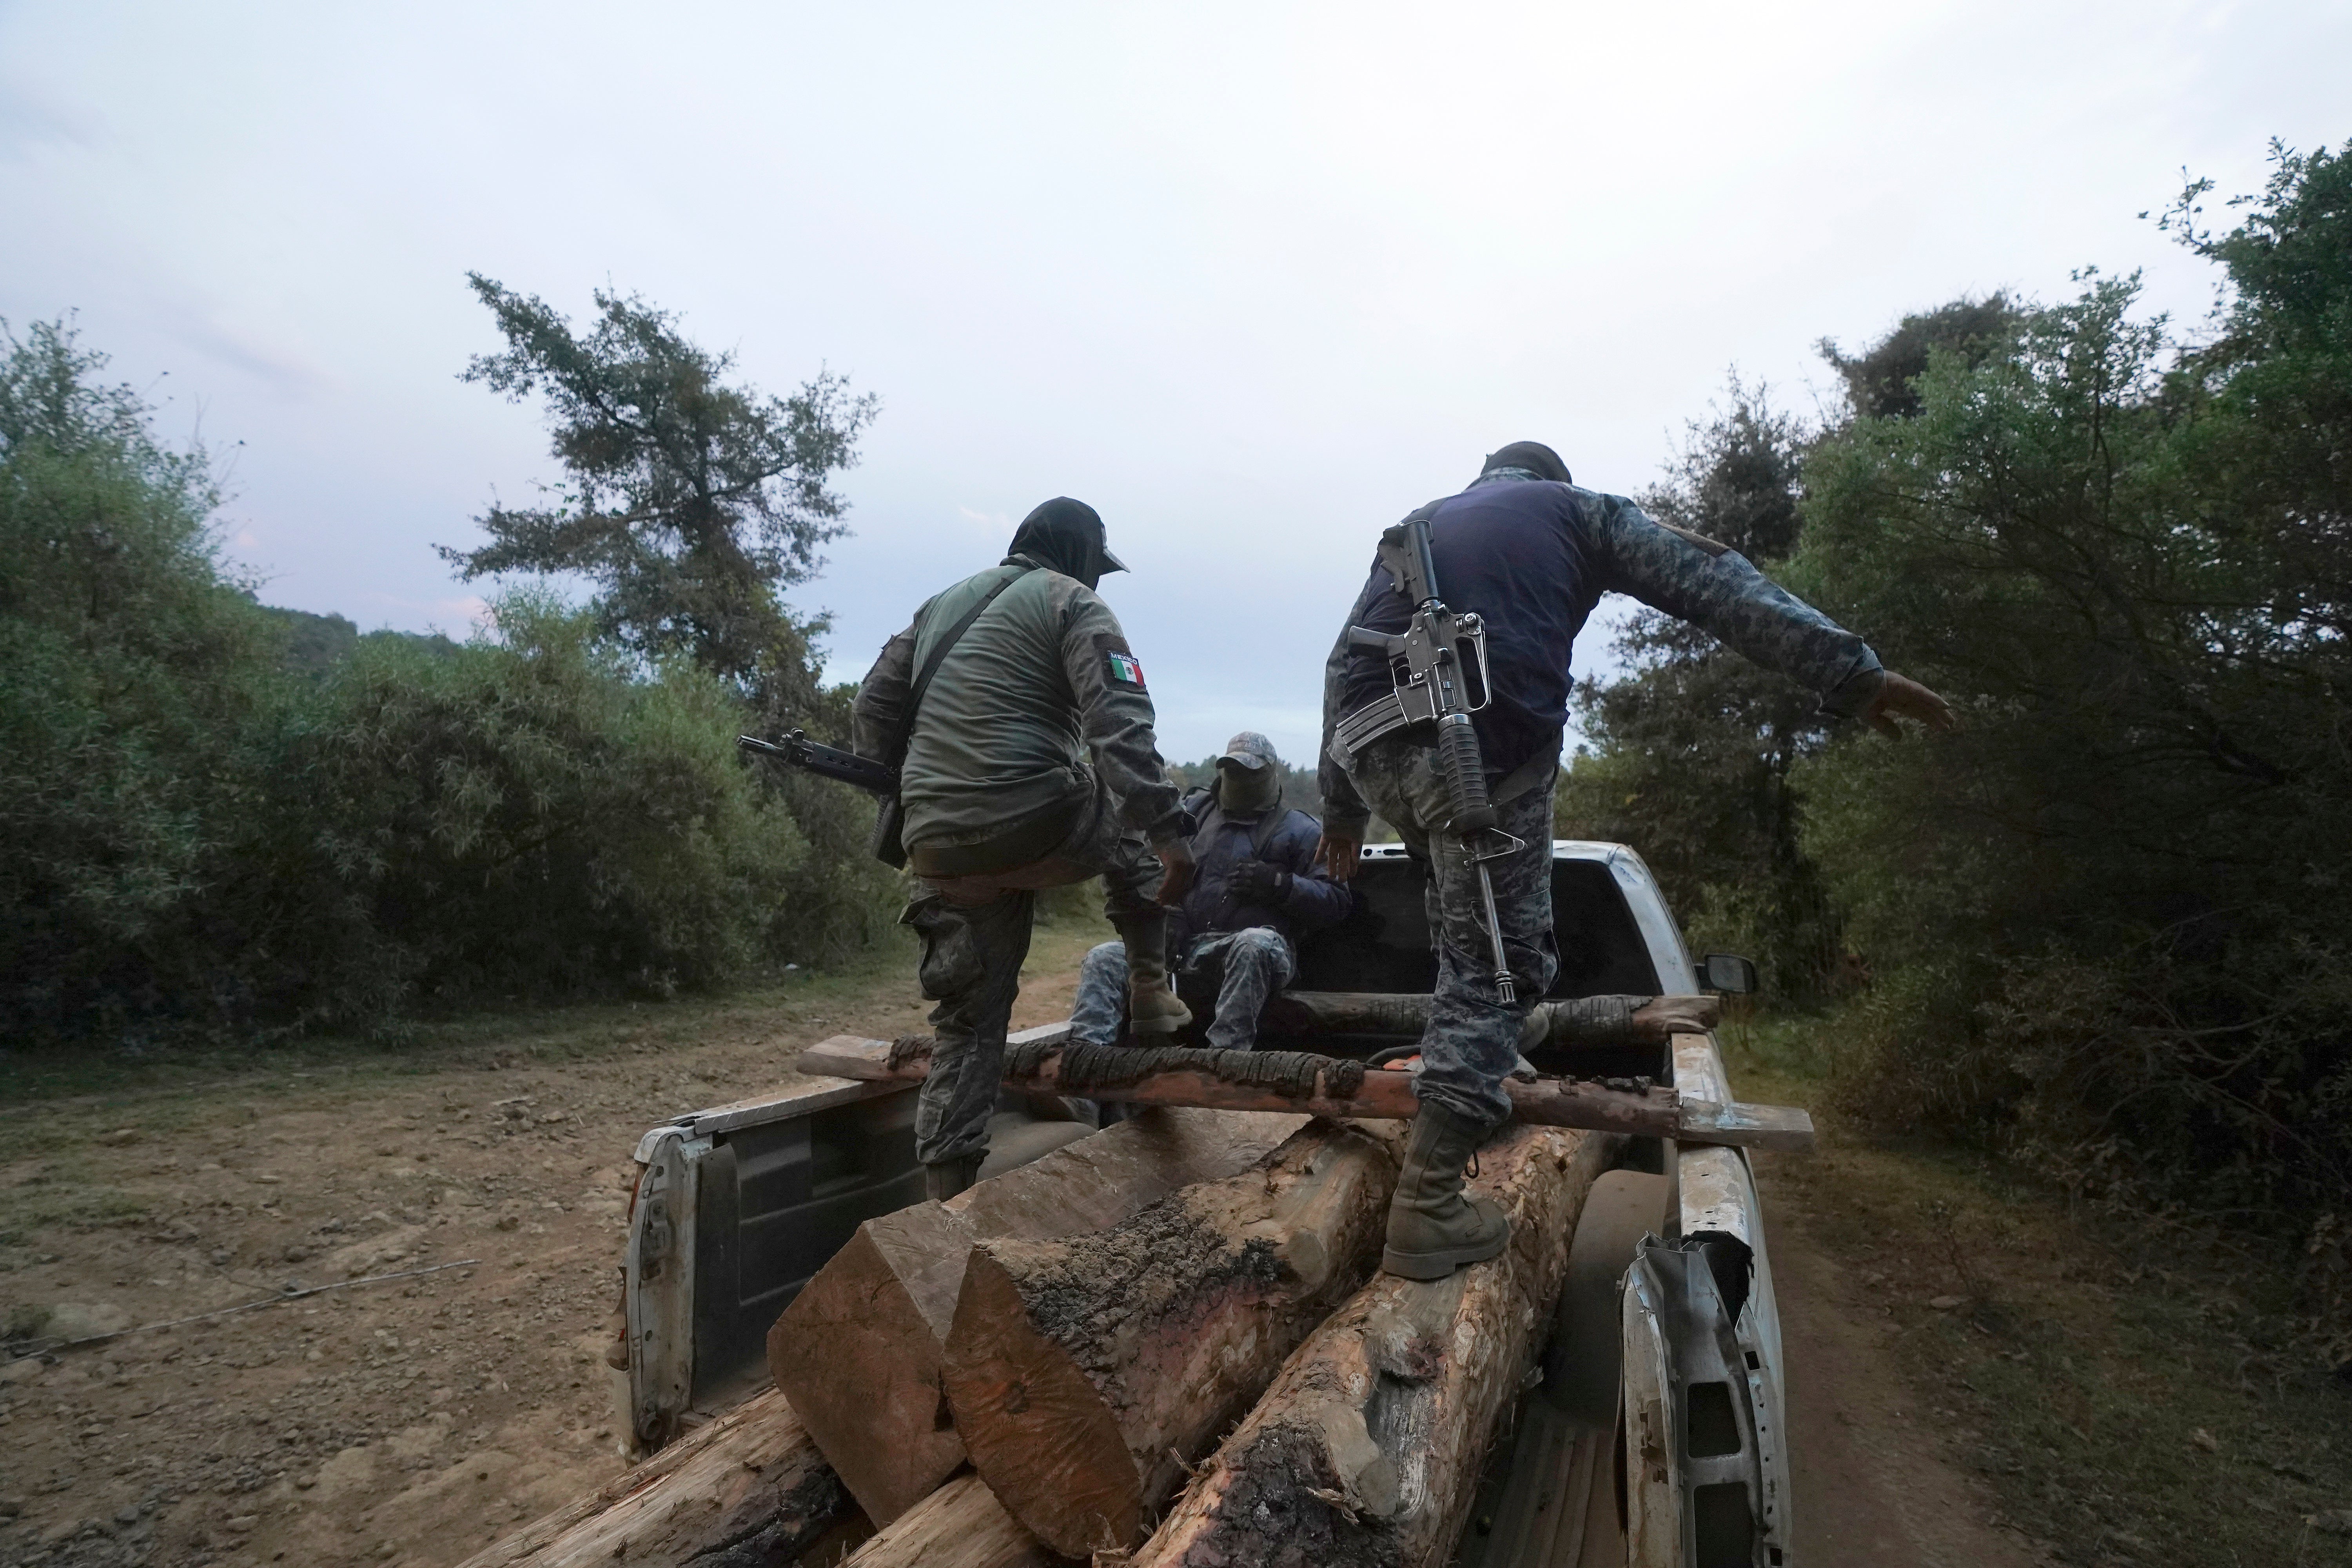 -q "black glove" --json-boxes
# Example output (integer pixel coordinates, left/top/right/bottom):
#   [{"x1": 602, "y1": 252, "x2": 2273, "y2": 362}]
[{"x1": 1230, "y1": 860, "x2": 1291, "y2": 905}]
